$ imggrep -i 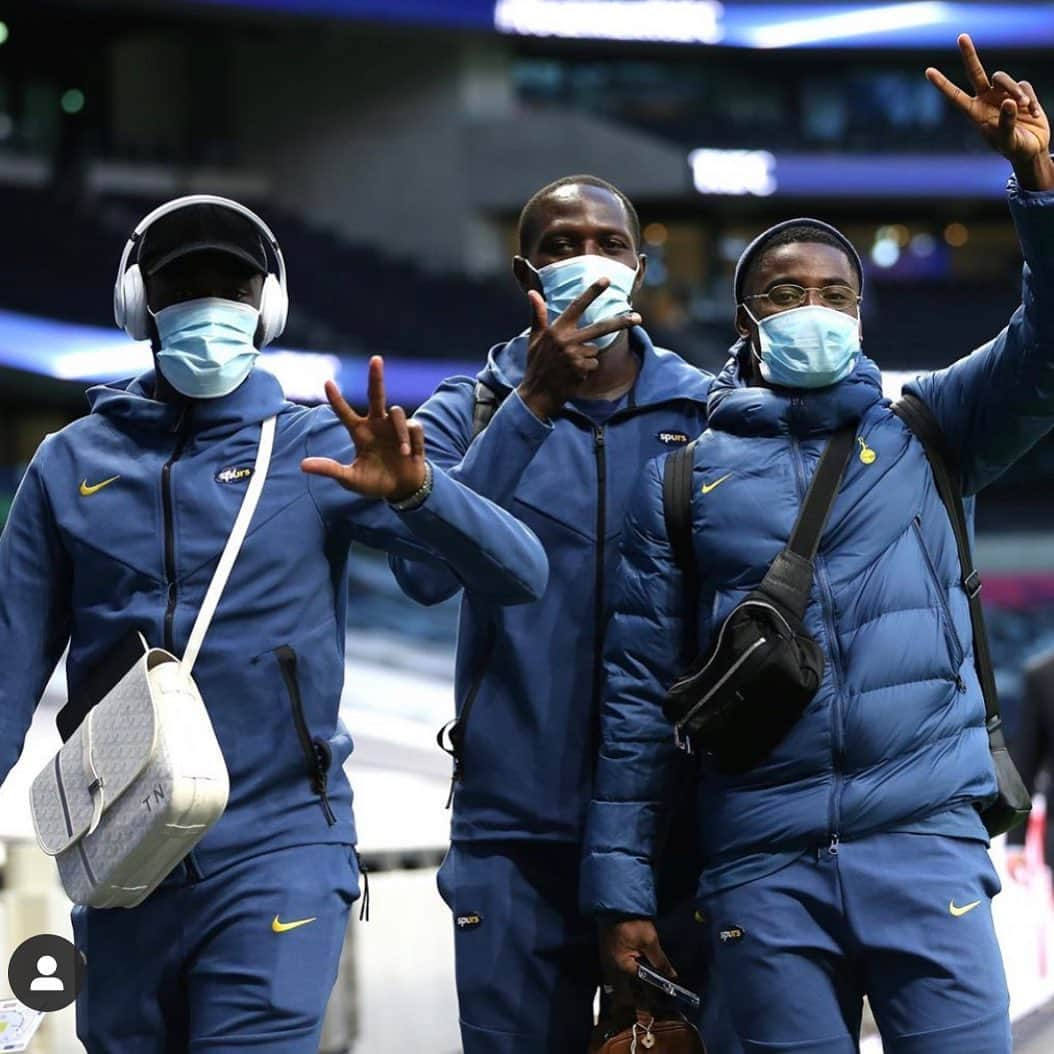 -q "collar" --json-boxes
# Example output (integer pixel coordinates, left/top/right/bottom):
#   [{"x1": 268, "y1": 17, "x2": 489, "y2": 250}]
[
  {"x1": 87, "y1": 366, "x2": 289, "y2": 439},
  {"x1": 478, "y1": 326, "x2": 712, "y2": 410},
  {"x1": 706, "y1": 340, "x2": 884, "y2": 438}
]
